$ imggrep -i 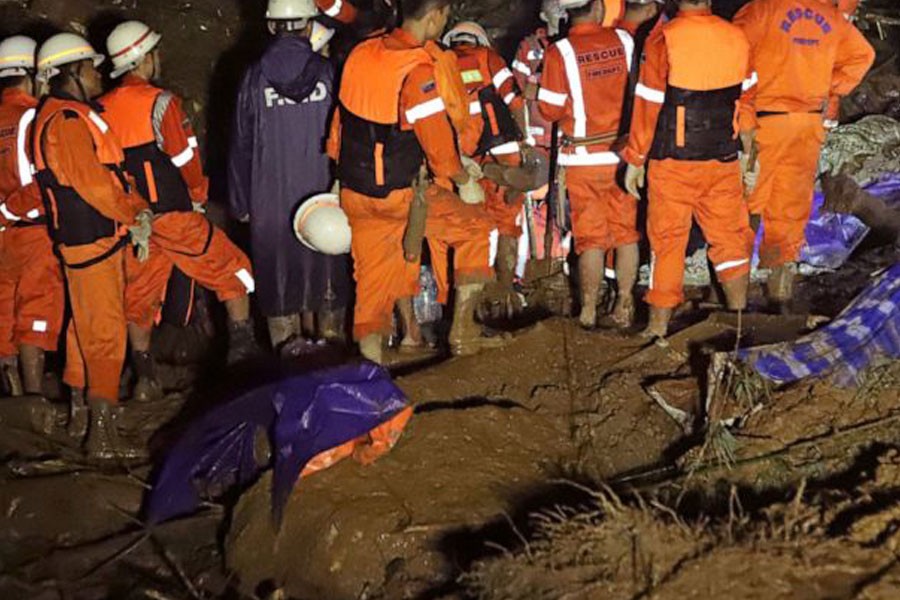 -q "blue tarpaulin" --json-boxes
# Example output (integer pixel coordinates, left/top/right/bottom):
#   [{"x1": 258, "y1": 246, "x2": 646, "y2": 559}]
[
  {"x1": 739, "y1": 262, "x2": 900, "y2": 387},
  {"x1": 145, "y1": 362, "x2": 409, "y2": 525},
  {"x1": 753, "y1": 174, "x2": 900, "y2": 270}
]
